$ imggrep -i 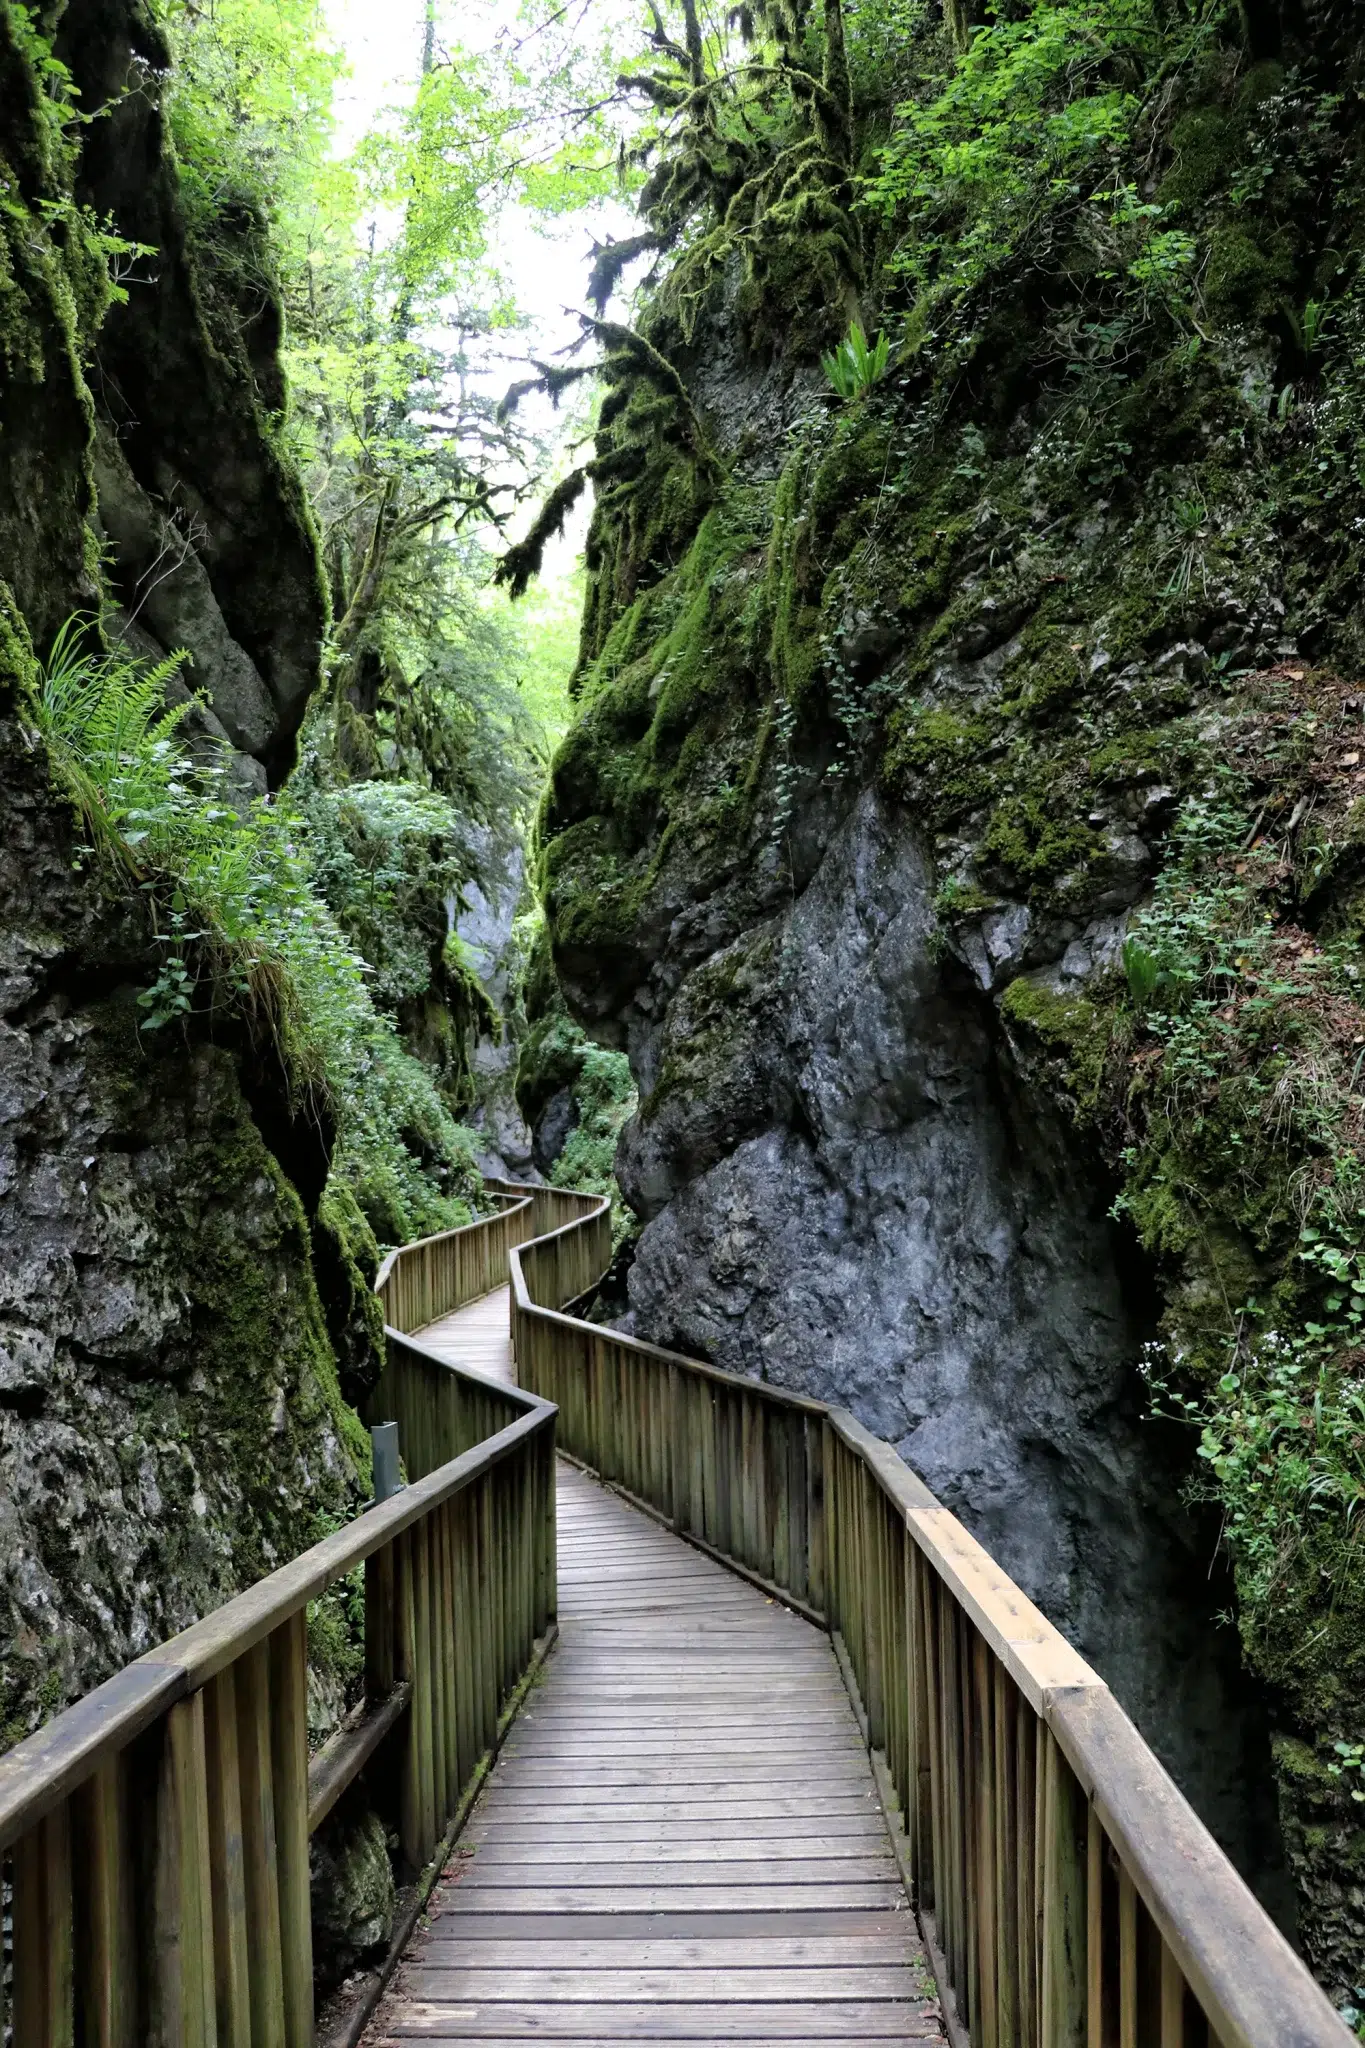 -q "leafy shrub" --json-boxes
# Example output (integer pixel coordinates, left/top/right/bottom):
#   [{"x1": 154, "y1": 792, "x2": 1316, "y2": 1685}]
[
  {"x1": 864, "y1": 0, "x2": 1213, "y2": 324},
  {"x1": 295, "y1": 770, "x2": 474, "y2": 1013},
  {"x1": 31, "y1": 621, "x2": 482, "y2": 1244},
  {"x1": 550, "y1": 1043, "x2": 638, "y2": 1247}
]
